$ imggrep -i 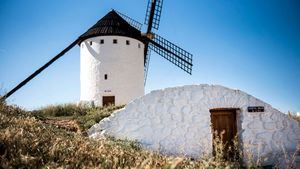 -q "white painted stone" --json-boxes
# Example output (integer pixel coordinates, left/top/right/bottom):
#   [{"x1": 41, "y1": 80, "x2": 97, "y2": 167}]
[
  {"x1": 88, "y1": 84, "x2": 300, "y2": 167},
  {"x1": 80, "y1": 36, "x2": 145, "y2": 106},
  {"x1": 263, "y1": 122, "x2": 277, "y2": 130}
]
